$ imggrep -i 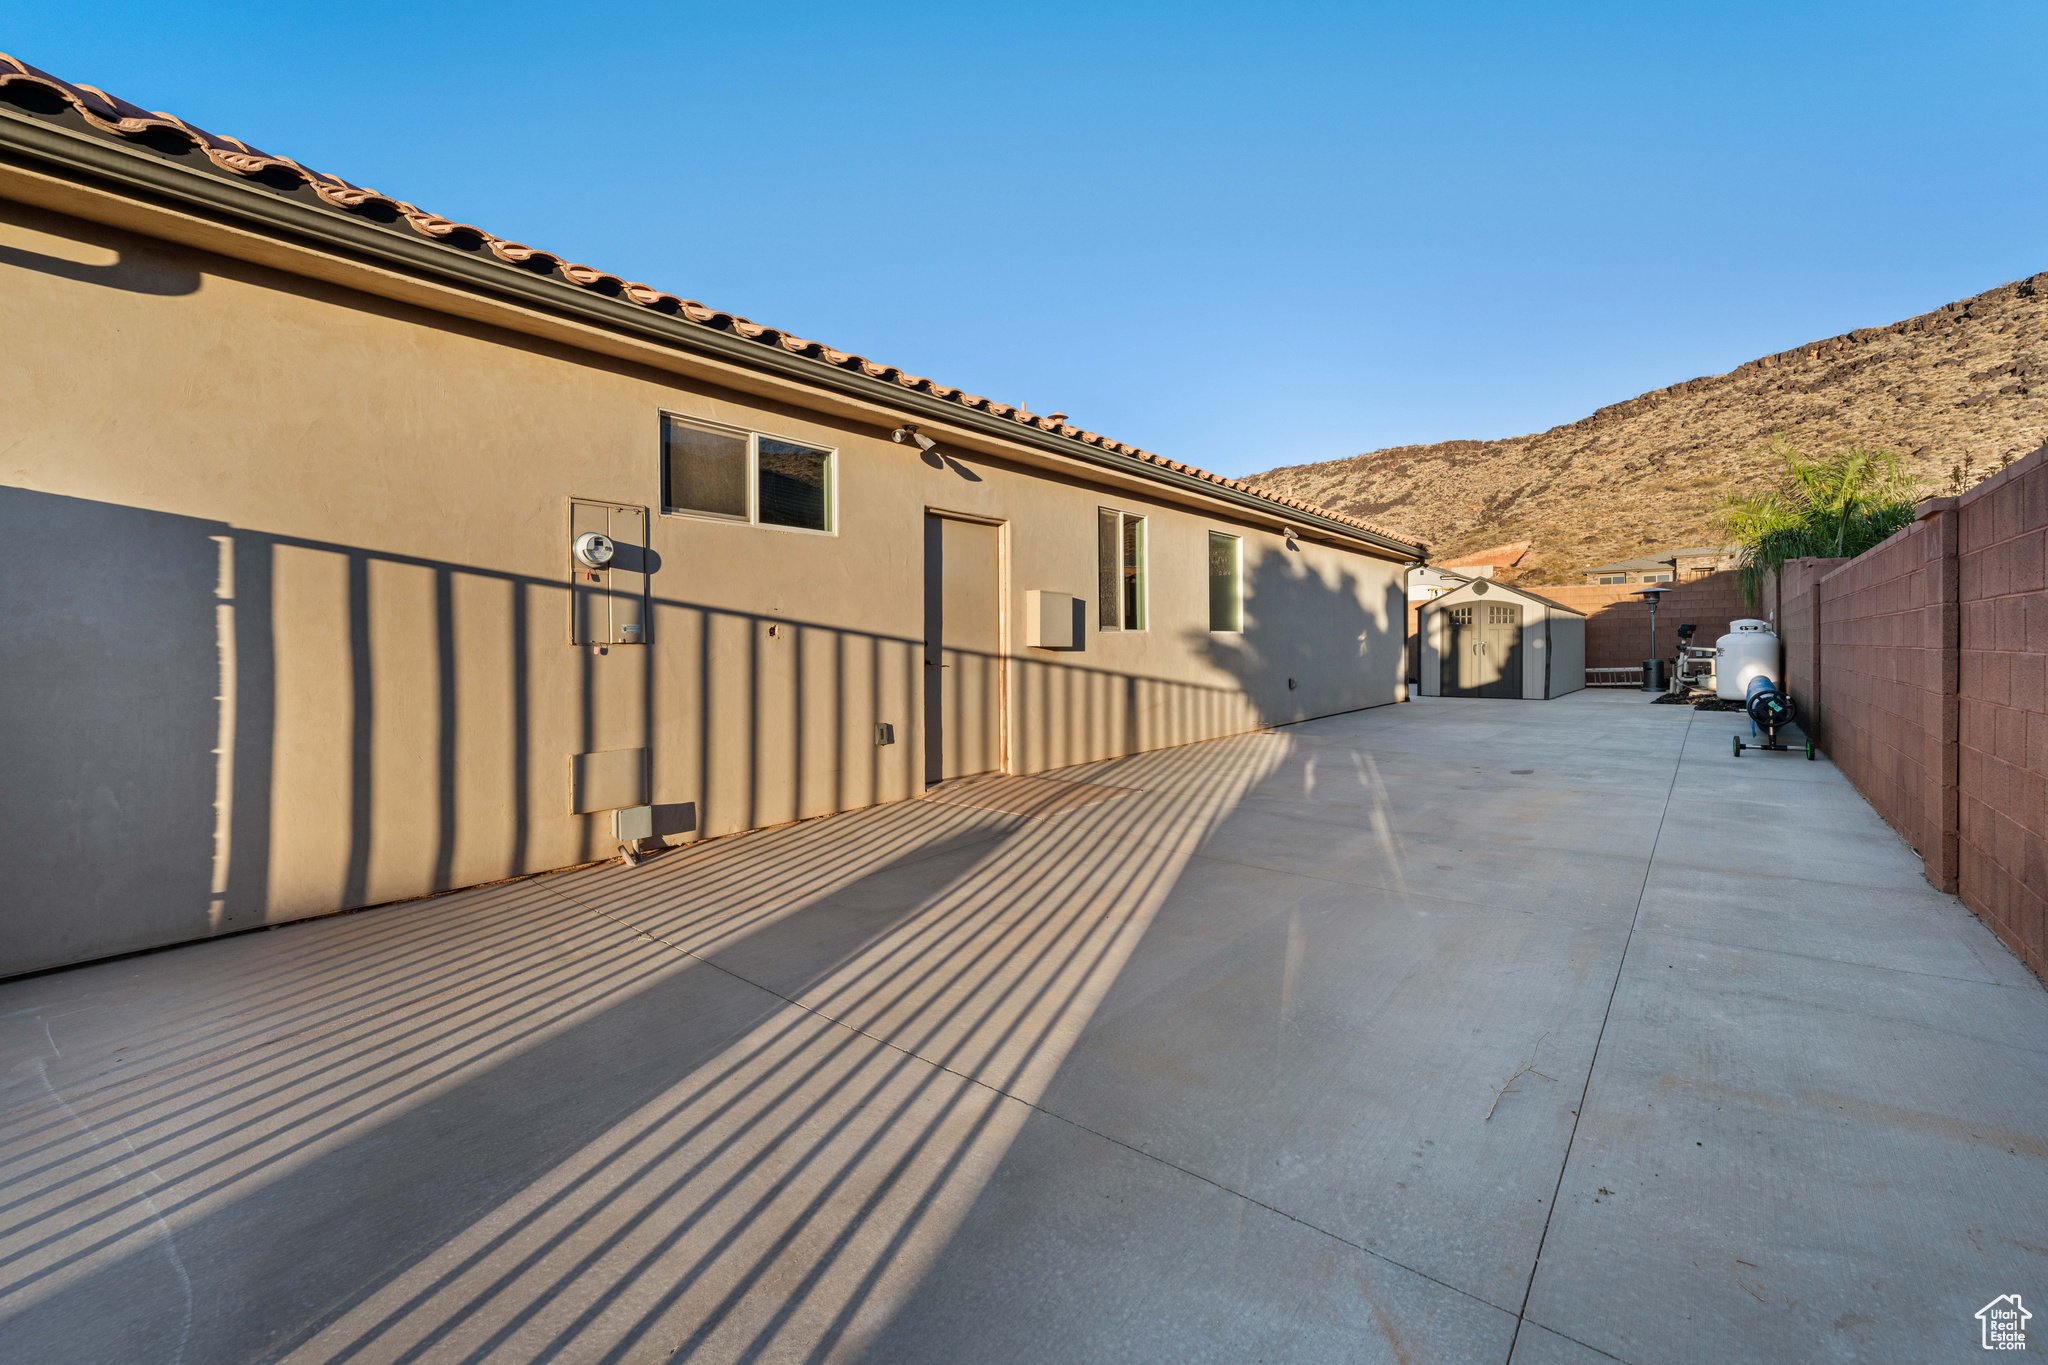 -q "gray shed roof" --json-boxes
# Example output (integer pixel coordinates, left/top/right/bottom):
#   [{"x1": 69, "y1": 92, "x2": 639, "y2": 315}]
[{"x1": 1426, "y1": 579, "x2": 1587, "y2": 618}]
